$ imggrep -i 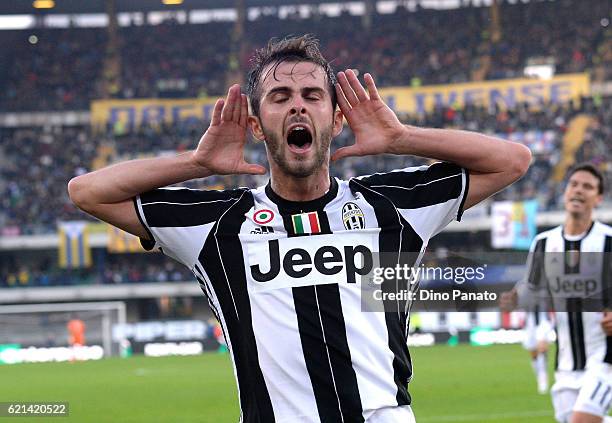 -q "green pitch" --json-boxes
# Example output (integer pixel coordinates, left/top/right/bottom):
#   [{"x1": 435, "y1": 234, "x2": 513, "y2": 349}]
[{"x1": 0, "y1": 344, "x2": 556, "y2": 422}]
